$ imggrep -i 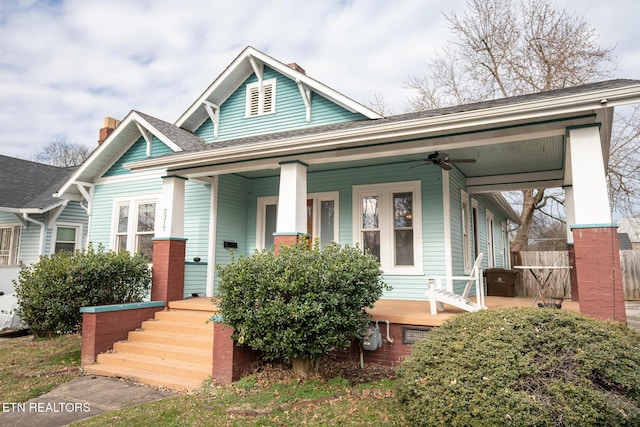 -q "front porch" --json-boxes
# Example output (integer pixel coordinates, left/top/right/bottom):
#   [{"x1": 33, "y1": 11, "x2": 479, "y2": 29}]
[
  {"x1": 80, "y1": 295, "x2": 582, "y2": 390},
  {"x1": 368, "y1": 296, "x2": 580, "y2": 327}
]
